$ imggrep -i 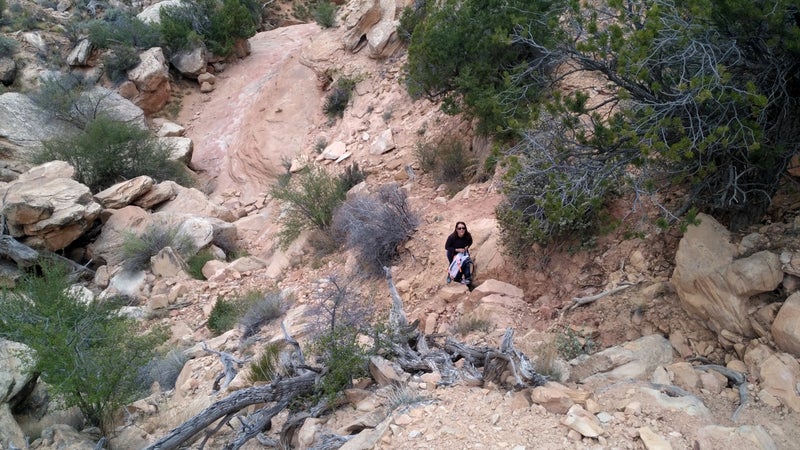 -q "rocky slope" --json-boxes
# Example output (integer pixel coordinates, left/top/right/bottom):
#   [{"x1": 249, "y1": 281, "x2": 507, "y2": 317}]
[{"x1": 2, "y1": 0, "x2": 800, "y2": 449}]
